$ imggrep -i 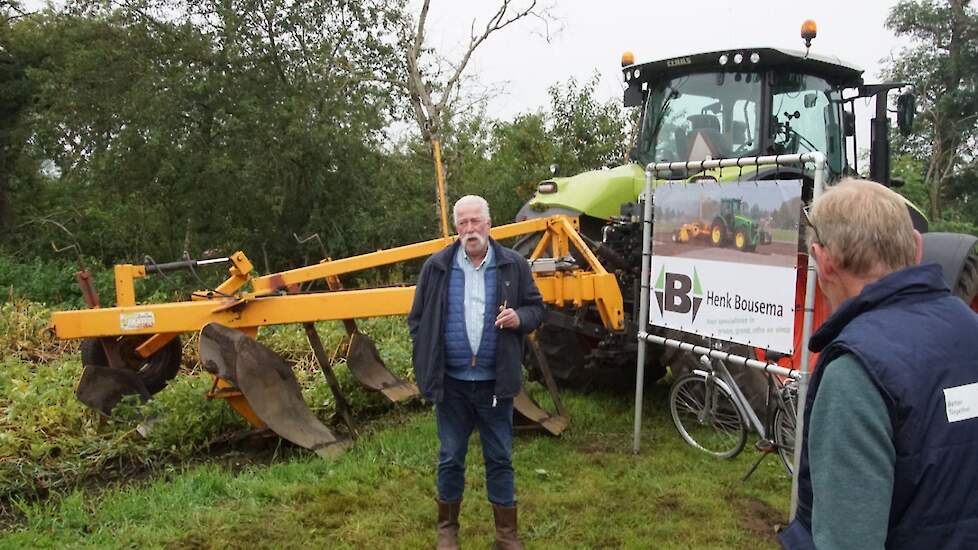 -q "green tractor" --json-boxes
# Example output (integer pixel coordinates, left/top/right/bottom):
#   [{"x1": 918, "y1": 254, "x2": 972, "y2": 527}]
[
  {"x1": 516, "y1": 28, "x2": 978, "y2": 394},
  {"x1": 709, "y1": 198, "x2": 772, "y2": 252}
]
